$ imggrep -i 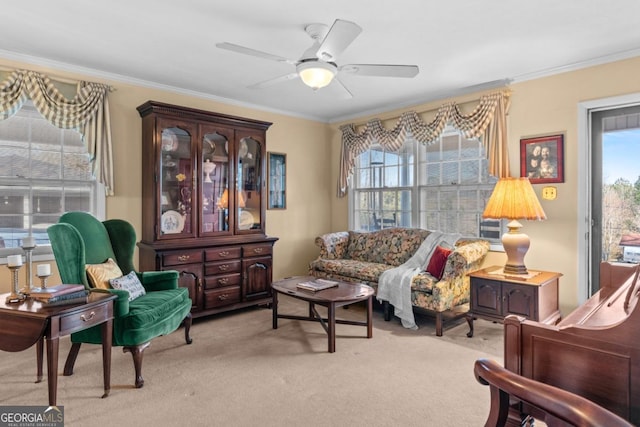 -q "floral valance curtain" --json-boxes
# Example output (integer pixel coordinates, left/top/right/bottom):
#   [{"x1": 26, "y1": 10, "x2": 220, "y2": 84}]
[
  {"x1": 337, "y1": 90, "x2": 511, "y2": 197},
  {"x1": 0, "y1": 69, "x2": 114, "y2": 196}
]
